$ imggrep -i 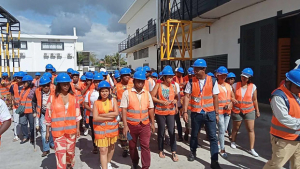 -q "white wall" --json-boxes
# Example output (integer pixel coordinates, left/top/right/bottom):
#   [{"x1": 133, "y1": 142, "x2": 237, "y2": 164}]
[
  {"x1": 2, "y1": 38, "x2": 77, "y2": 73},
  {"x1": 182, "y1": 0, "x2": 300, "y2": 69},
  {"x1": 126, "y1": 0, "x2": 156, "y2": 36},
  {"x1": 126, "y1": 45, "x2": 157, "y2": 70}
]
